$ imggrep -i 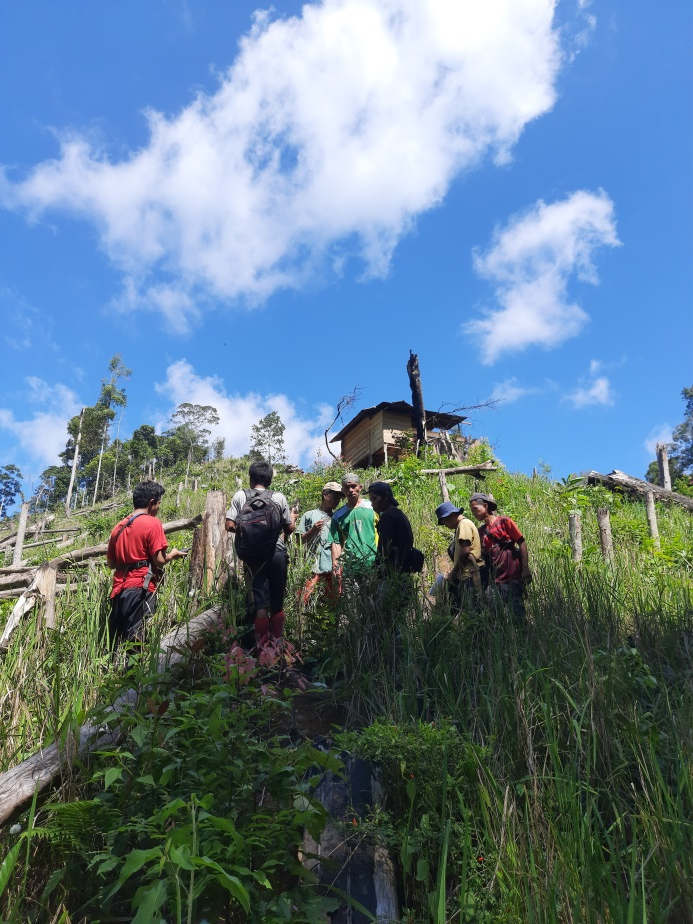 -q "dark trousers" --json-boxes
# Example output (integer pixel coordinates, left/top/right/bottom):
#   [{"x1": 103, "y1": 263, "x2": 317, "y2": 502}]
[
  {"x1": 488, "y1": 580, "x2": 526, "y2": 620},
  {"x1": 109, "y1": 587, "x2": 157, "y2": 645},
  {"x1": 244, "y1": 548, "x2": 288, "y2": 616}
]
